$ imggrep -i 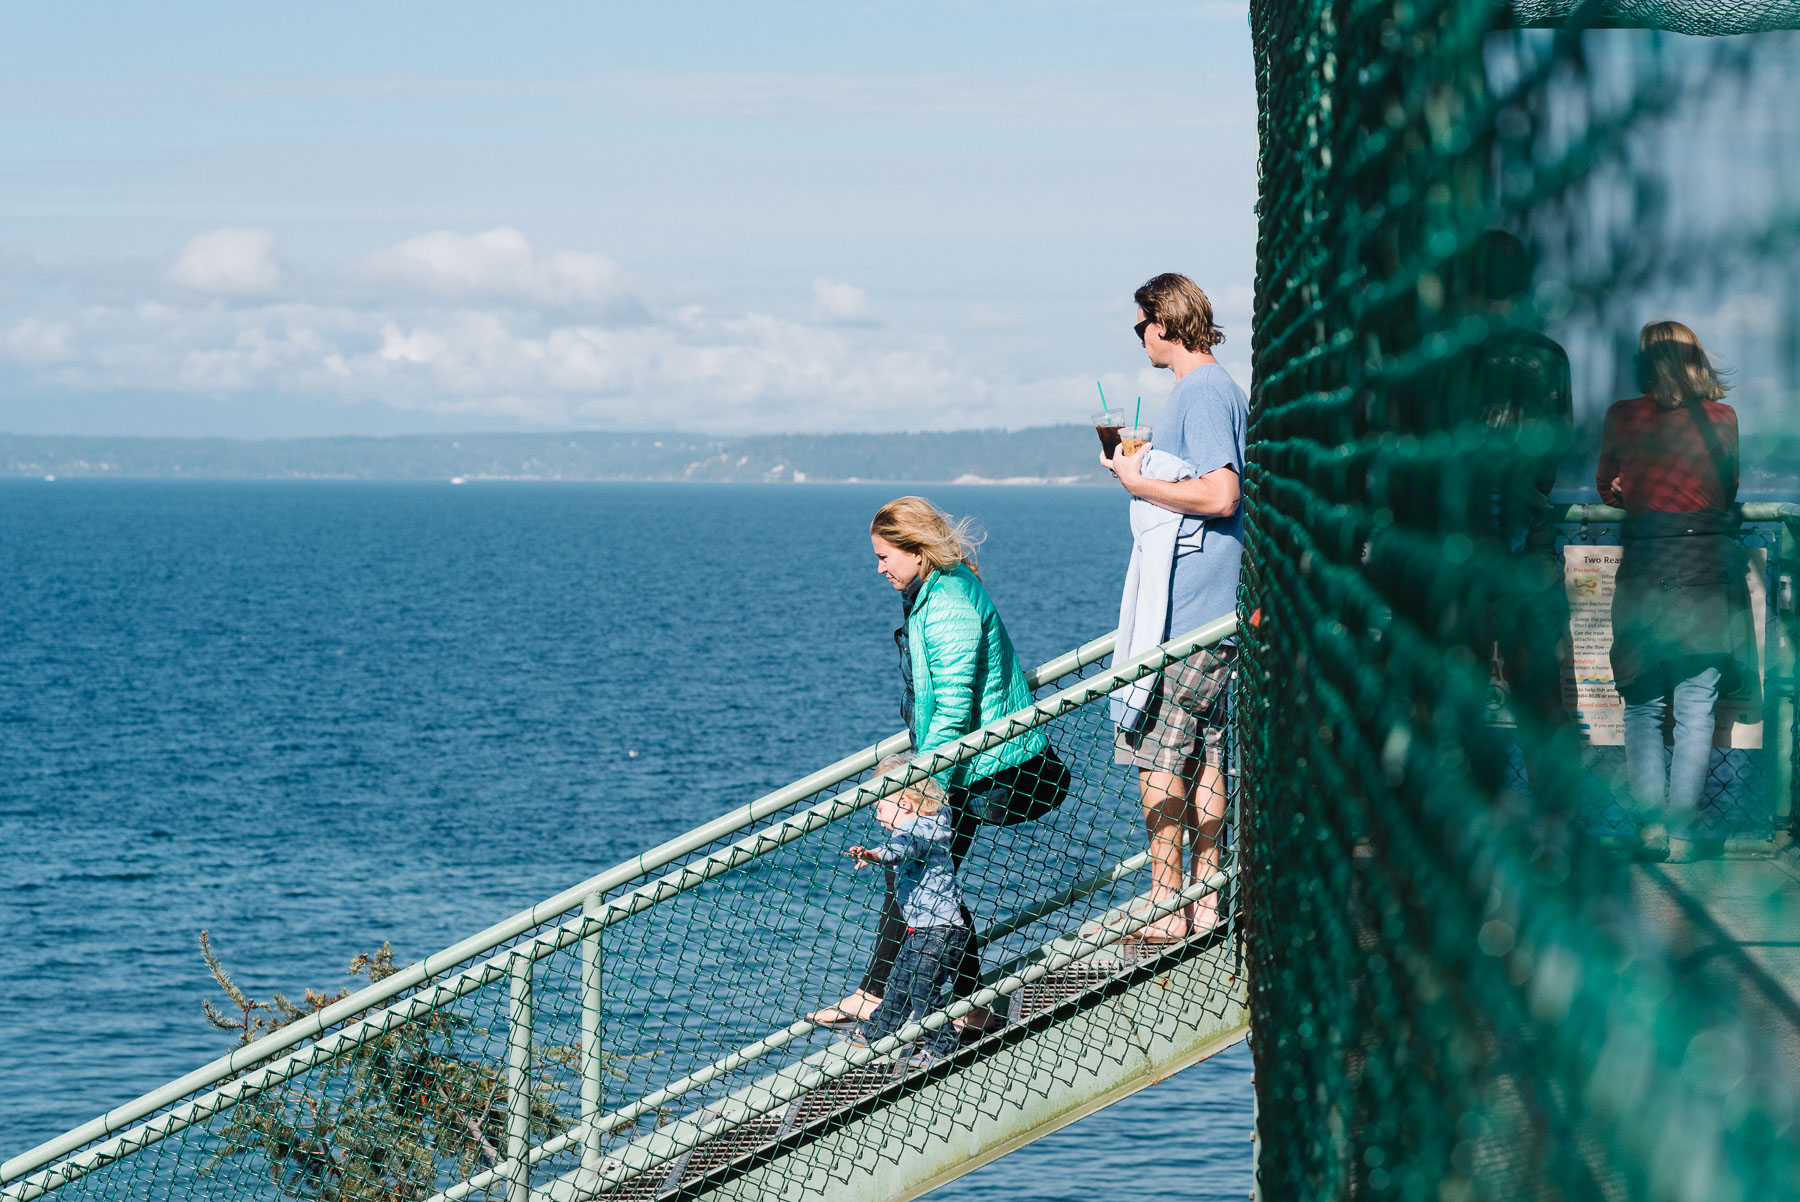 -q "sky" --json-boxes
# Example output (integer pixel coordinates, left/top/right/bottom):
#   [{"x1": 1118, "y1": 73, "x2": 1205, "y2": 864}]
[{"x1": 0, "y1": 2, "x2": 1260, "y2": 438}]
